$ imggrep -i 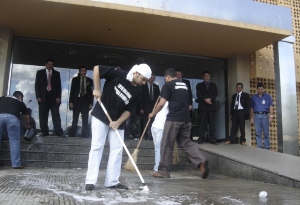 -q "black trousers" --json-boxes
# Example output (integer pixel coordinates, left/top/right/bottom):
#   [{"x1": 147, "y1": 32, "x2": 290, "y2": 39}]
[
  {"x1": 228, "y1": 110, "x2": 246, "y2": 143},
  {"x1": 38, "y1": 91, "x2": 63, "y2": 135},
  {"x1": 141, "y1": 113, "x2": 154, "y2": 139},
  {"x1": 125, "y1": 114, "x2": 137, "y2": 138},
  {"x1": 198, "y1": 110, "x2": 216, "y2": 141},
  {"x1": 70, "y1": 97, "x2": 90, "y2": 137}
]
